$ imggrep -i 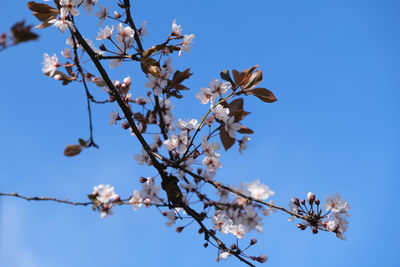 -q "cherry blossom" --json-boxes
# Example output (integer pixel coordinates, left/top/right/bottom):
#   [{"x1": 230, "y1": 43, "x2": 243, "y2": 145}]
[
  {"x1": 94, "y1": 4, "x2": 108, "y2": 25},
  {"x1": 42, "y1": 53, "x2": 59, "y2": 76},
  {"x1": 129, "y1": 190, "x2": 143, "y2": 211},
  {"x1": 214, "y1": 104, "x2": 230, "y2": 122},
  {"x1": 243, "y1": 179, "x2": 274, "y2": 200},
  {"x1": 323, "y1": 193, "x2": 350, "y2": 215},
  {"x1": 238, "y1": 135, "x2": 250, "y2": 154},
  {"x1": 96, "y1": 25, "x2": 114, "y2": 40},
  {"x1": 116, "y1": 23, "x2": 135, "y2": 49},
  {"x1": 60, "y1": 0, "x2": 81, "y2": 18},
  {"x1": 171, "y1": 19, "x2": 182, "y2": 36},
  {"x1": 179, "y1": 34, "x2": 195, "y2": 56},
  {"x1": 224, "y1": 116, "x2": 242, "y2": 138},
  {"x1": 81, "y1": 0, "x2": 97, "y2": 14}
]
